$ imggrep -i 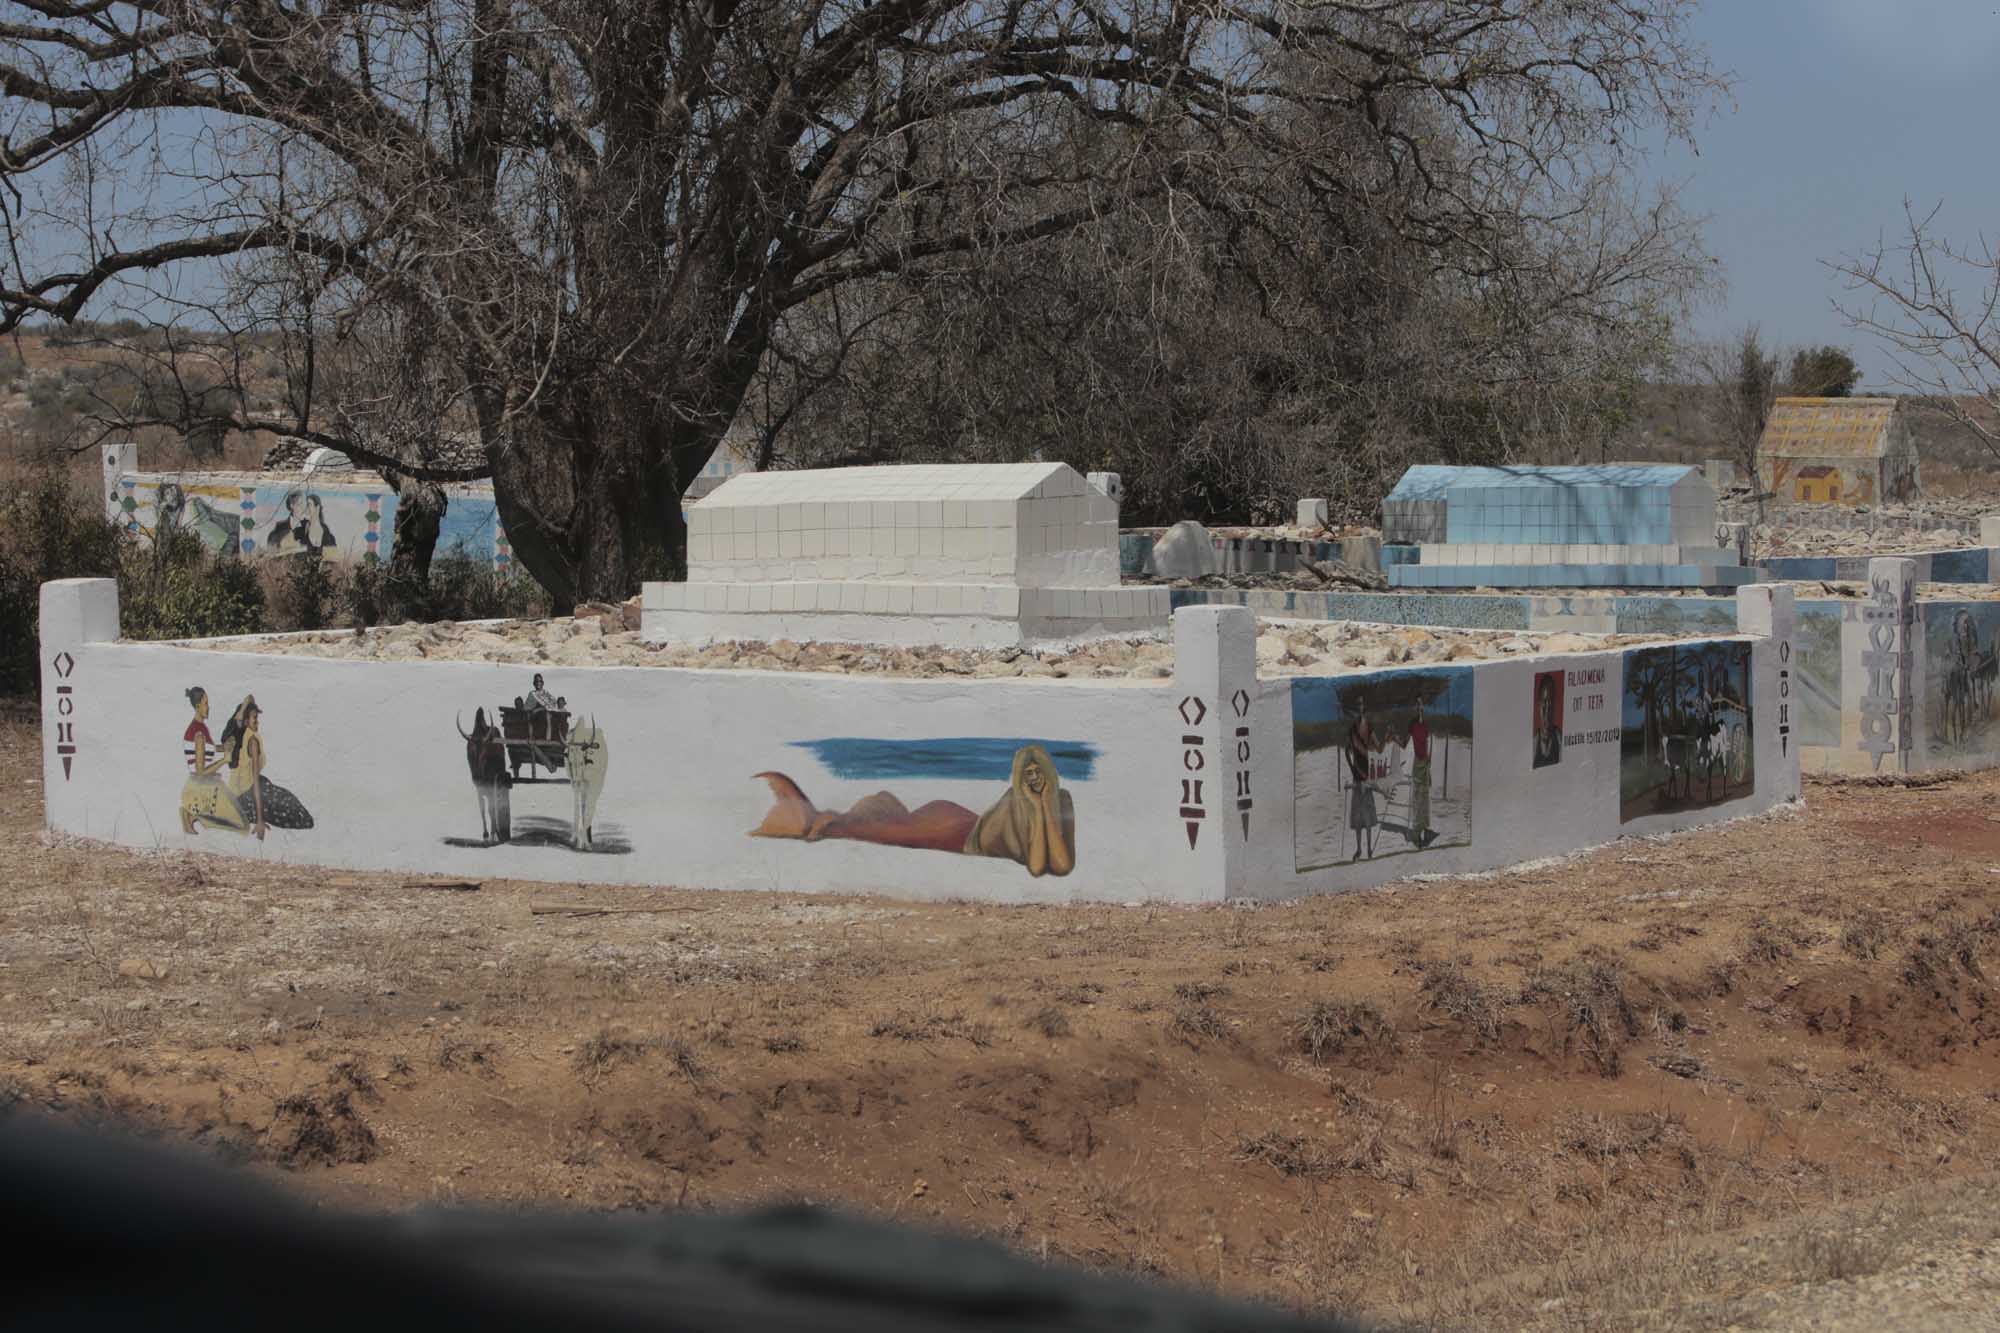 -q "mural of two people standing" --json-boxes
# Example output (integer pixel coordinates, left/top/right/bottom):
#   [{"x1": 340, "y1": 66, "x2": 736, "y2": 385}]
[
  {"x1": 1618, "y1": 642, "x2": 1754, "y2": 821},
  {"x1": 178, "y1": 687, "x2": 313, "y2": 839},
  {"x1": 1292, "y1": 668, "x2": 1474, "y2": 871}
]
